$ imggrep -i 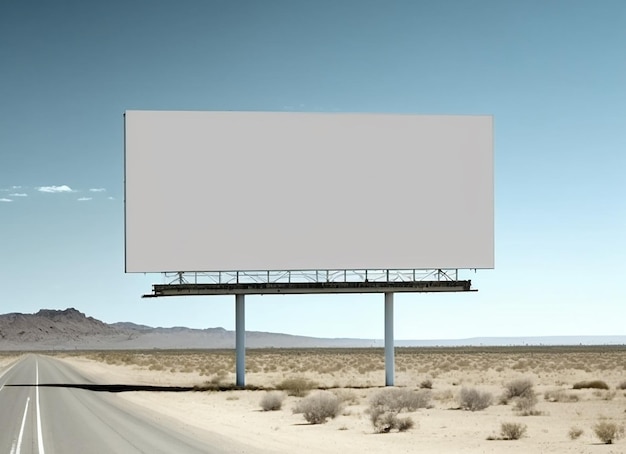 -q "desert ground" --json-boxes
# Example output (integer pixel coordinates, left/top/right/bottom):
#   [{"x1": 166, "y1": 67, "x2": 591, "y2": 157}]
[{"x1": 4, "y1": 347, "x2": 626, "y2": 453}]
